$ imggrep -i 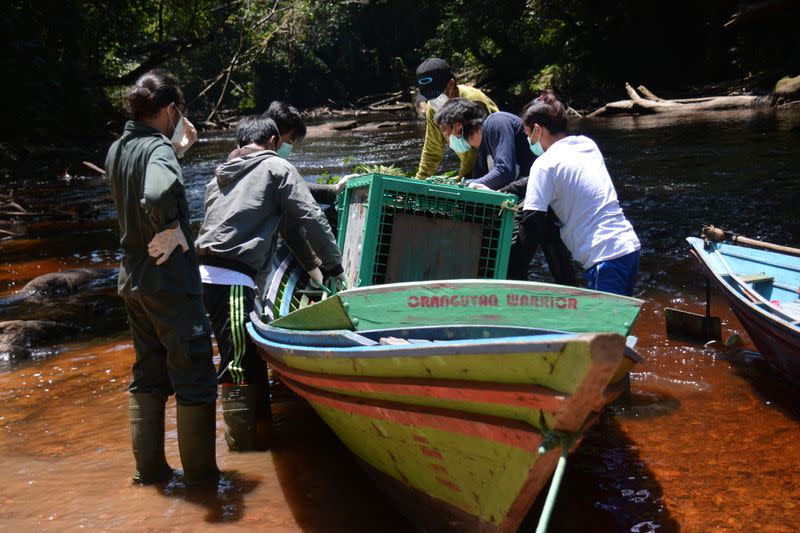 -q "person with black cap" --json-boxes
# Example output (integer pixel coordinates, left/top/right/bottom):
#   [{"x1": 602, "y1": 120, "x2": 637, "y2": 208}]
[{"x1": 414, "y1": 58, "x2": 498, "y2": 180}]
